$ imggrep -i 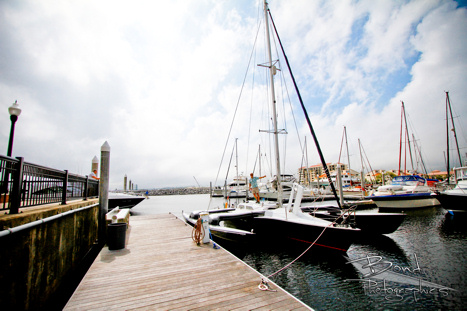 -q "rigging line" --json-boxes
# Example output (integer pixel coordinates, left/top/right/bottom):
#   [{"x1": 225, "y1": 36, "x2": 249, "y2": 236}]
[
  {"x1": 338, "y1": 127, "x2": 345, "y2": 164},
  {"x1": 265, "y1": 210, "x2": 351, "y2": 280},
  {"x1": 360, "y1": 141, "x2": 376, "y2": 184},
  {"x1": 402, "y1": 102, "x2": 414, "y2": 171},
  {"x1": 446, "y1": 91, "x2": 463, "y2": 167},
  {"x1": 277, "y1": 54, "x2": 305, "y2": 165},
  {"x1": 252, "y1": 146, "x2": 259, "y2": 174},
  {"x1": 272, "y1": 29, "x2": 304, "y2": 169},
  {"x1": 224, "y1": 142, "x2": 236, "y2": 187},
  {"x1": 282, "y1": 71, "x2": 303, "y2": 151},
  {"x1": 268, "y1": 10, "x2": 342, "y2": 209},
  {"x1": 270, "y1": 31, "x2": 290, "y2": 170},
  {"x1": 212, "y1": 19, "x2": 263, "y2": 190},
  {"x1": 413, "y1": 134, "x2": 429, "y2": 175},
  {"x1": 246, "y1": 46, "x2": 258, "y2": 176}
]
